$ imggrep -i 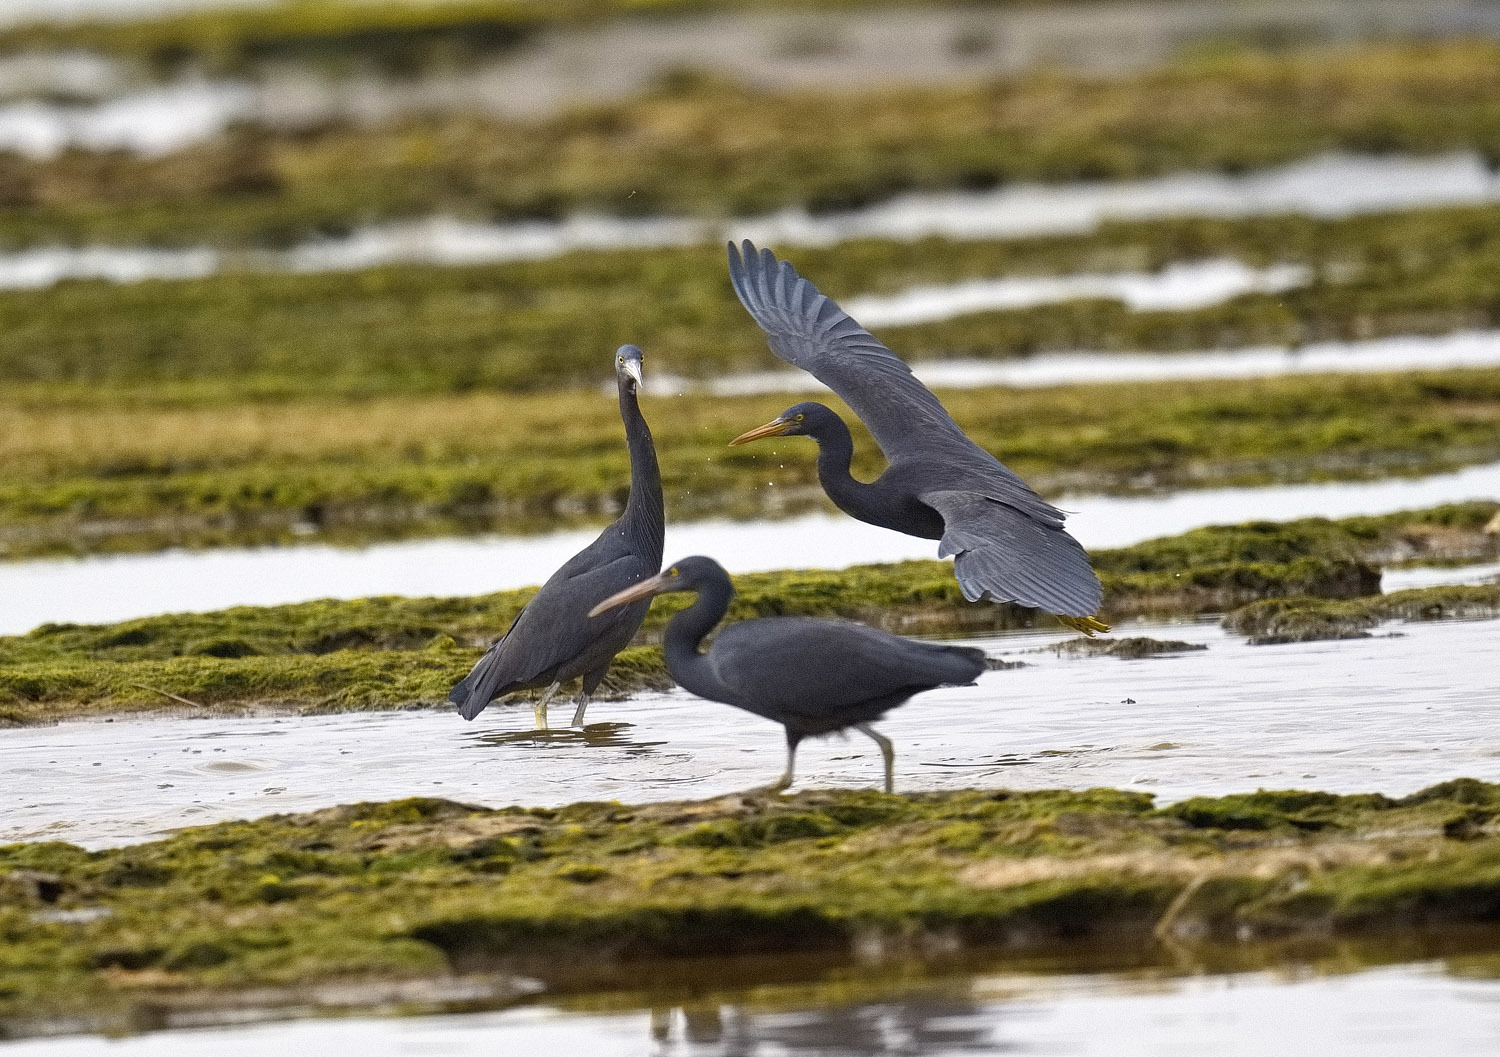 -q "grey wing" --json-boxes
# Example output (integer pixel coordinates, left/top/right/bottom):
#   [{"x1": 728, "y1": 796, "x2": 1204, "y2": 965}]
[
  {"x1": 924, "y1": 490, "x2": 1102, "y2": 617},
  {"x1": 728, "y1": 239, "x2": 961, "y2": 460},
  {"x1": 450, "y1": 553, "x2": 654, "y2": 719},
  {"x1": 728, "y1": 240, "x2": 1065, "y2": 527},
  {"x1": 710, "y1": 618, "x2": 982, "y2": 726}
]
